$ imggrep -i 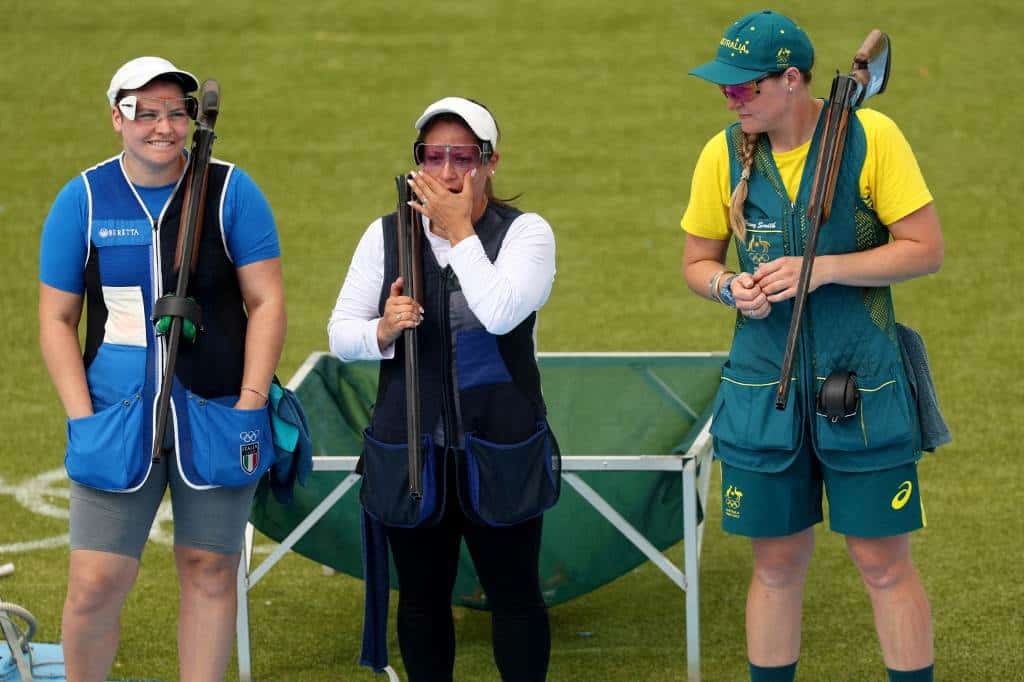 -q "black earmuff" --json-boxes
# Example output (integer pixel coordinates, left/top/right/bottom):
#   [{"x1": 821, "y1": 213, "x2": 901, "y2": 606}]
[{"x1": 817, "y1": 370, "x2": 860, "y2": 423}]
